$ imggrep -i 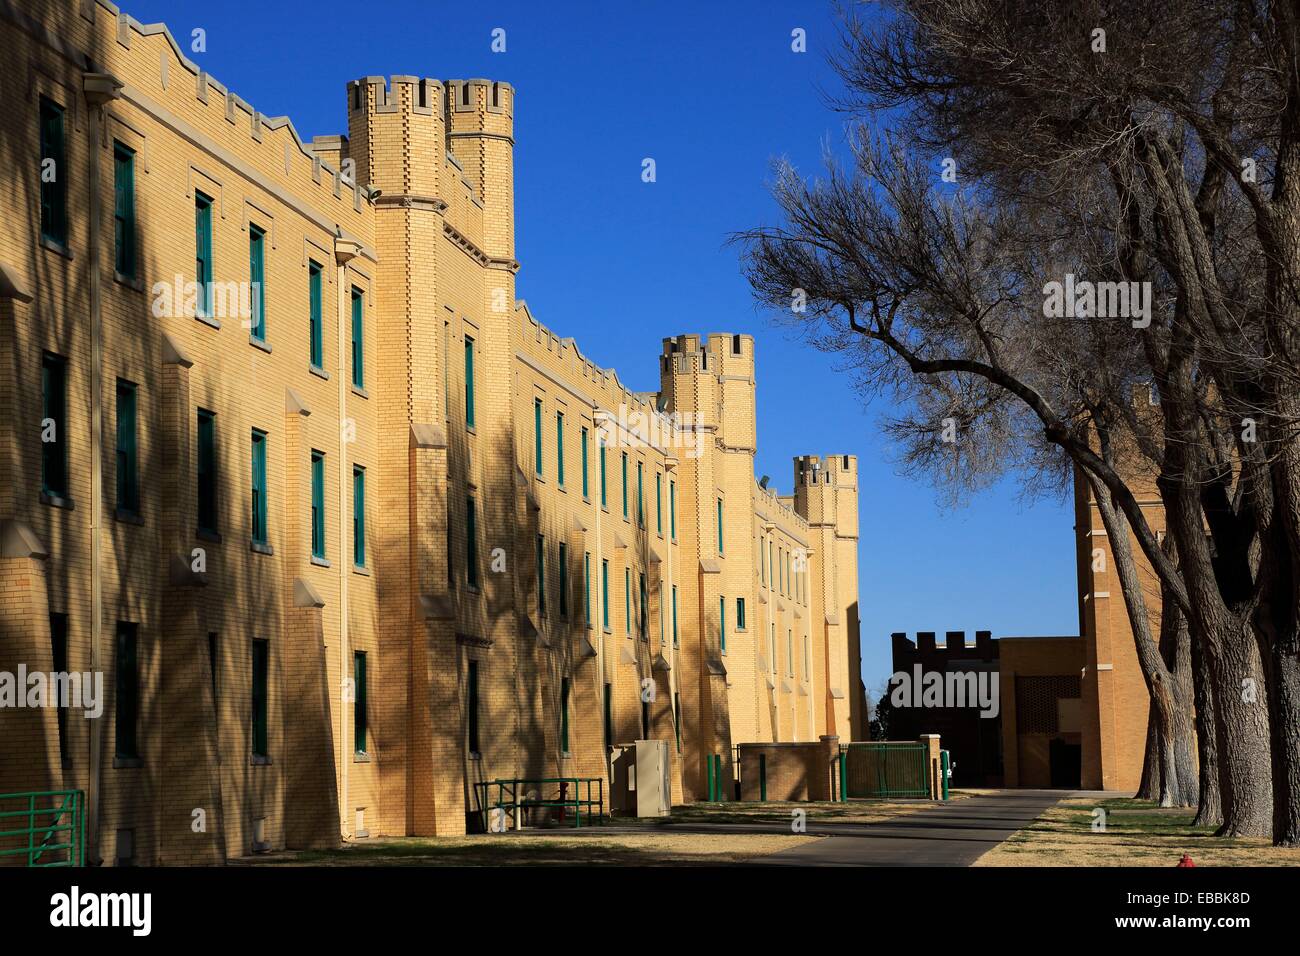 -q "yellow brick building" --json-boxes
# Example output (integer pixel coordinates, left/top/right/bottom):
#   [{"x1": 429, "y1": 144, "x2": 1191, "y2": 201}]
[{"x1": 0, "y1": 0, "x2": 865, "y2": 864}]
